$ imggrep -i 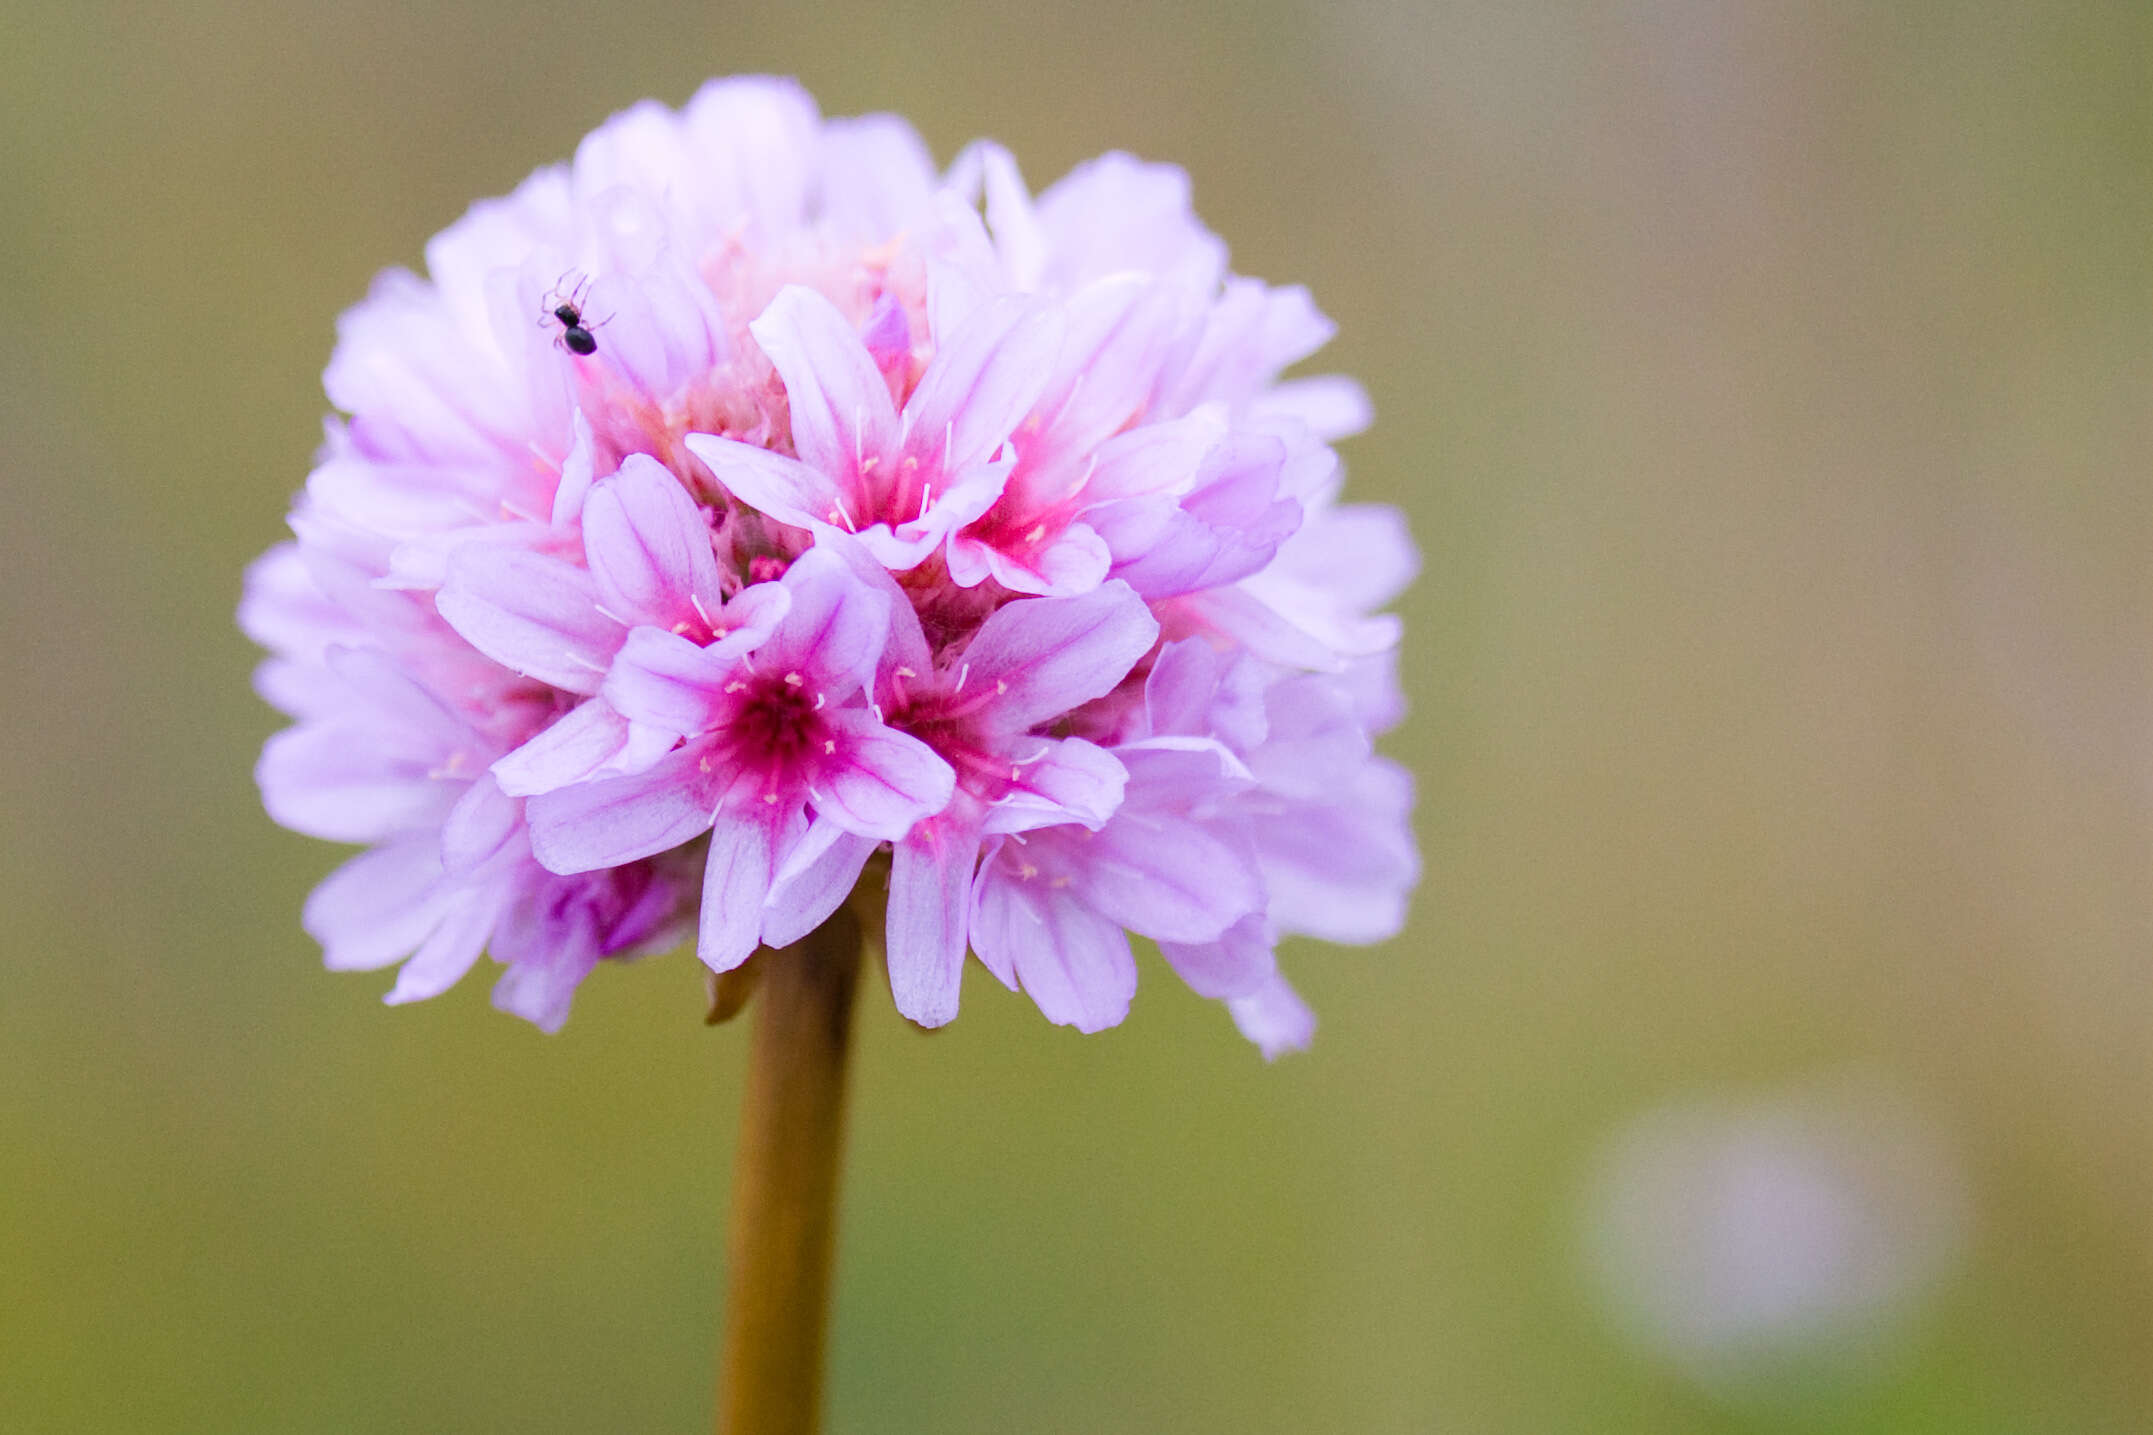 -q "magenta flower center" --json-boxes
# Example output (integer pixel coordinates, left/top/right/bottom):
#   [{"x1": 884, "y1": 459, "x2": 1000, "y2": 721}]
[{"x1": 734, "y1": 674, "x2": 824, "y2": 766}]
